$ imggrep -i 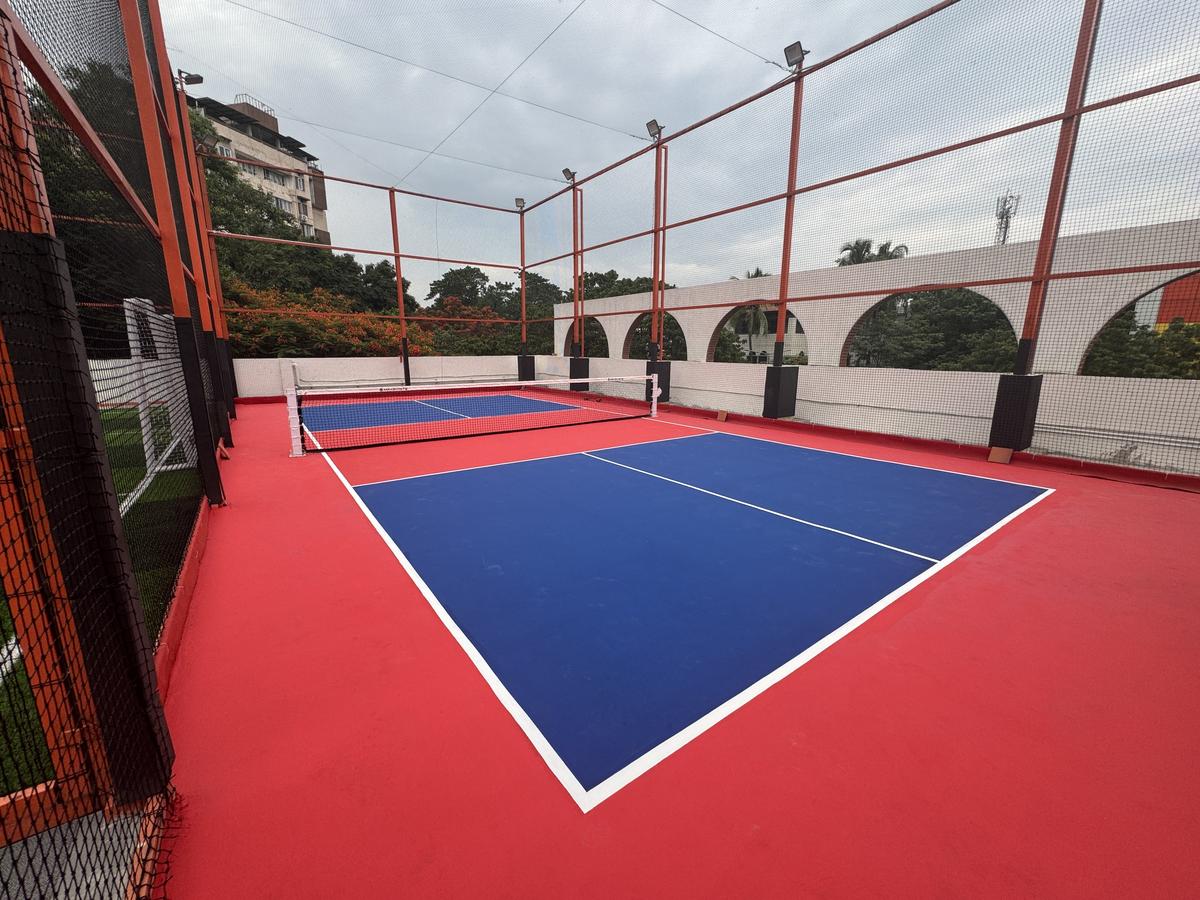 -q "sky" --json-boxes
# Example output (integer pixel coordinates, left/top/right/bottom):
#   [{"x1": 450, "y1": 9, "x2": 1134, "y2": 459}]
[{"x1": 159, "y1": 0, "x2": 1200, "y2": 303}]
